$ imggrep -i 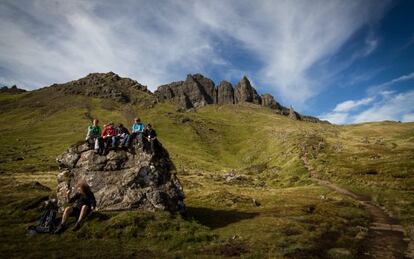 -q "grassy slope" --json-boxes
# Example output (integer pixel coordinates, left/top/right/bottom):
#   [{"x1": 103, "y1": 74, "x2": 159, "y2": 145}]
[{"x1": 0, "y1": 91, "x2": 413, "y2": 257}]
